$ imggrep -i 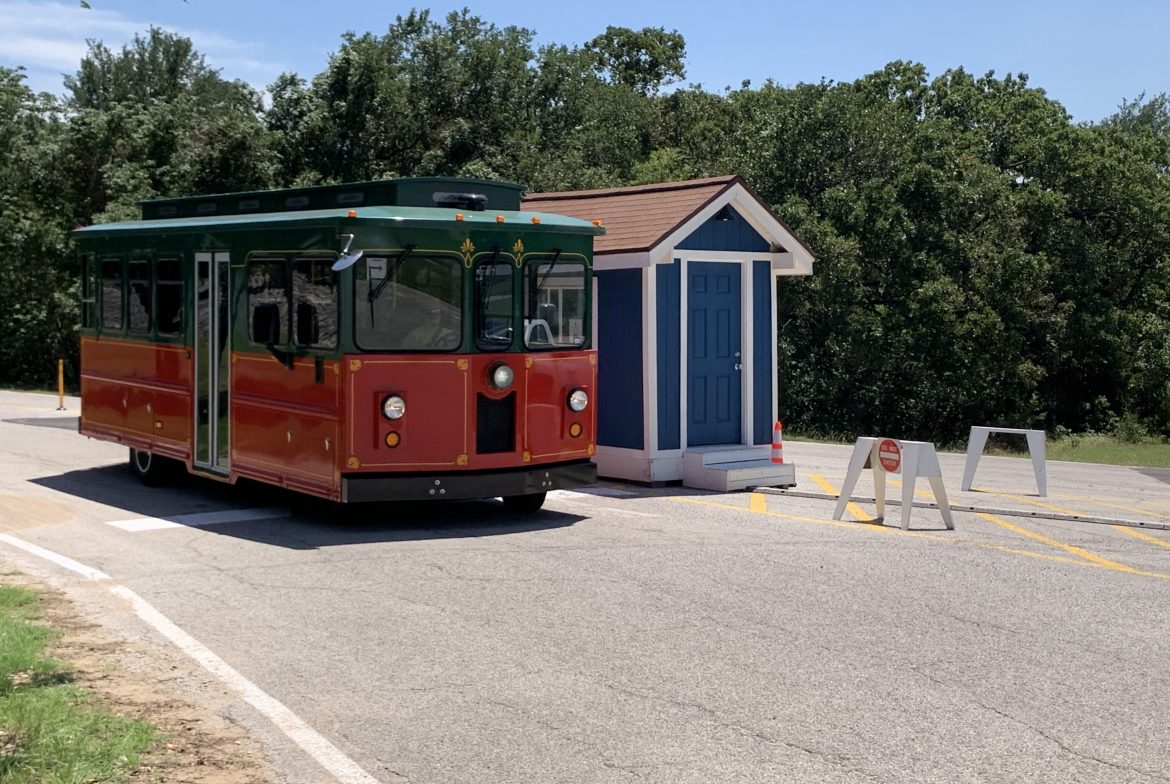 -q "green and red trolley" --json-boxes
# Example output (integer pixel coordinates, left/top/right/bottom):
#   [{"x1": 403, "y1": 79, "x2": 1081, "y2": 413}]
[{"x1": 75, "y1": 178, "x2": 602, "y2": 512}]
